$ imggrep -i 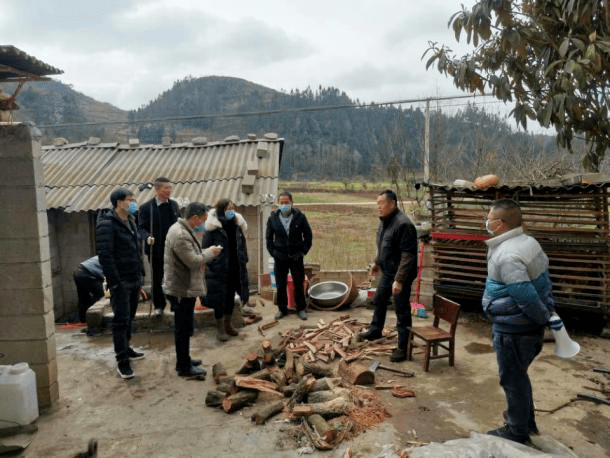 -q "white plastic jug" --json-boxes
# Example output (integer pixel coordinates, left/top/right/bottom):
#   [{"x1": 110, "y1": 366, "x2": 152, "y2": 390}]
[
  {"x1": 268, "y1": 258, "x2": 276, "y2": 290},
  {"x1": 0, "y1": 363, "x2": 39, "y2": 428}
]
